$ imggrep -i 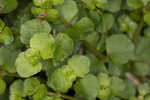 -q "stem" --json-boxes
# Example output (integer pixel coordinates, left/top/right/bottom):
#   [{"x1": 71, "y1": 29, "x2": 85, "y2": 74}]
[
  {"x1": 0, "y1": 70, "x2": 19, "y2": 77},
  {"x1": 82, "y1": 40, "x2": 107, "y2": 62},
  {"x1": 125, "y1": 72, "x2": 141, "y2": 87},
  {"x1": 59, "y1": 16, "x2": 72, "y2": 28},
  {"x1": 59, "y1": 17, "x2": 107, "y2": 62},
  {"x1": 134, "y1": 16, "x2": 144, "y2": 44},
  {"x1": 47, "y1": 92, "x2": 82, "y2": 100},
  {"x1": 96, "y1": 7, "x2": 103, "y2": 18}
]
